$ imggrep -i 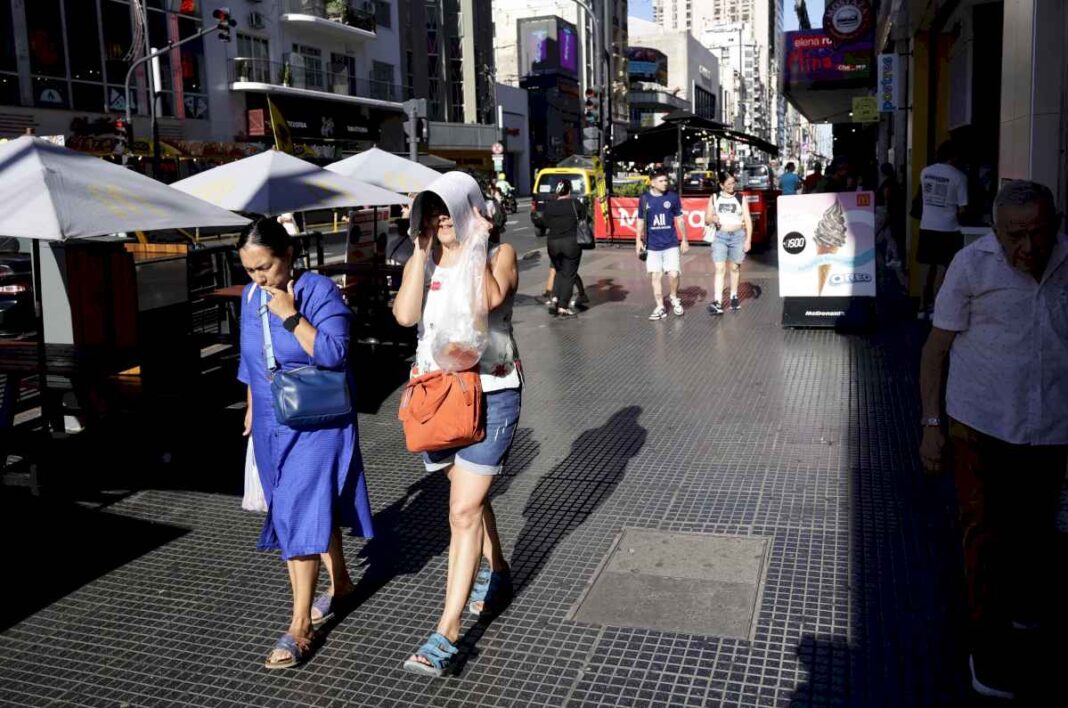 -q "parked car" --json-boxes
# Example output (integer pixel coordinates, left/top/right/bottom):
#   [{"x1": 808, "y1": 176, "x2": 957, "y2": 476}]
[
  {"x1": 742, "y1": 164, "x2": 773, "y2": 190},
  {"x1": 0, "y1": 251, "x2": 34, "y2": 337},
  {"x1": 531, "y1": 166, "x2": 598, "y2": 237},
  {"x1": 682, "y1": 171, "x2": 718, "y2": 195}
]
